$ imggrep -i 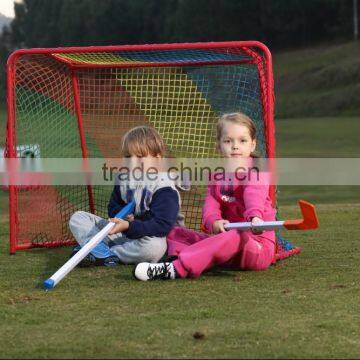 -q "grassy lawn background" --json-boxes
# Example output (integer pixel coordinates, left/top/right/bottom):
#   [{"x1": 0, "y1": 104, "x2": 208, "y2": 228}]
[
  {"x1": 274, "y1": 42, "x2": 360, "y2": 118},
  {"x1": 1, "y1": 112, "x2": 360, "y2": 358},
  {"x1": 276, "y1": 116, "x2": 360, "y2": 205},
  {"x1": 1, "y1": 61, "x2": 360, "y2": 357},
  {"x1": 0, "y1": 199, "x2": 359, "y2": 358}
]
